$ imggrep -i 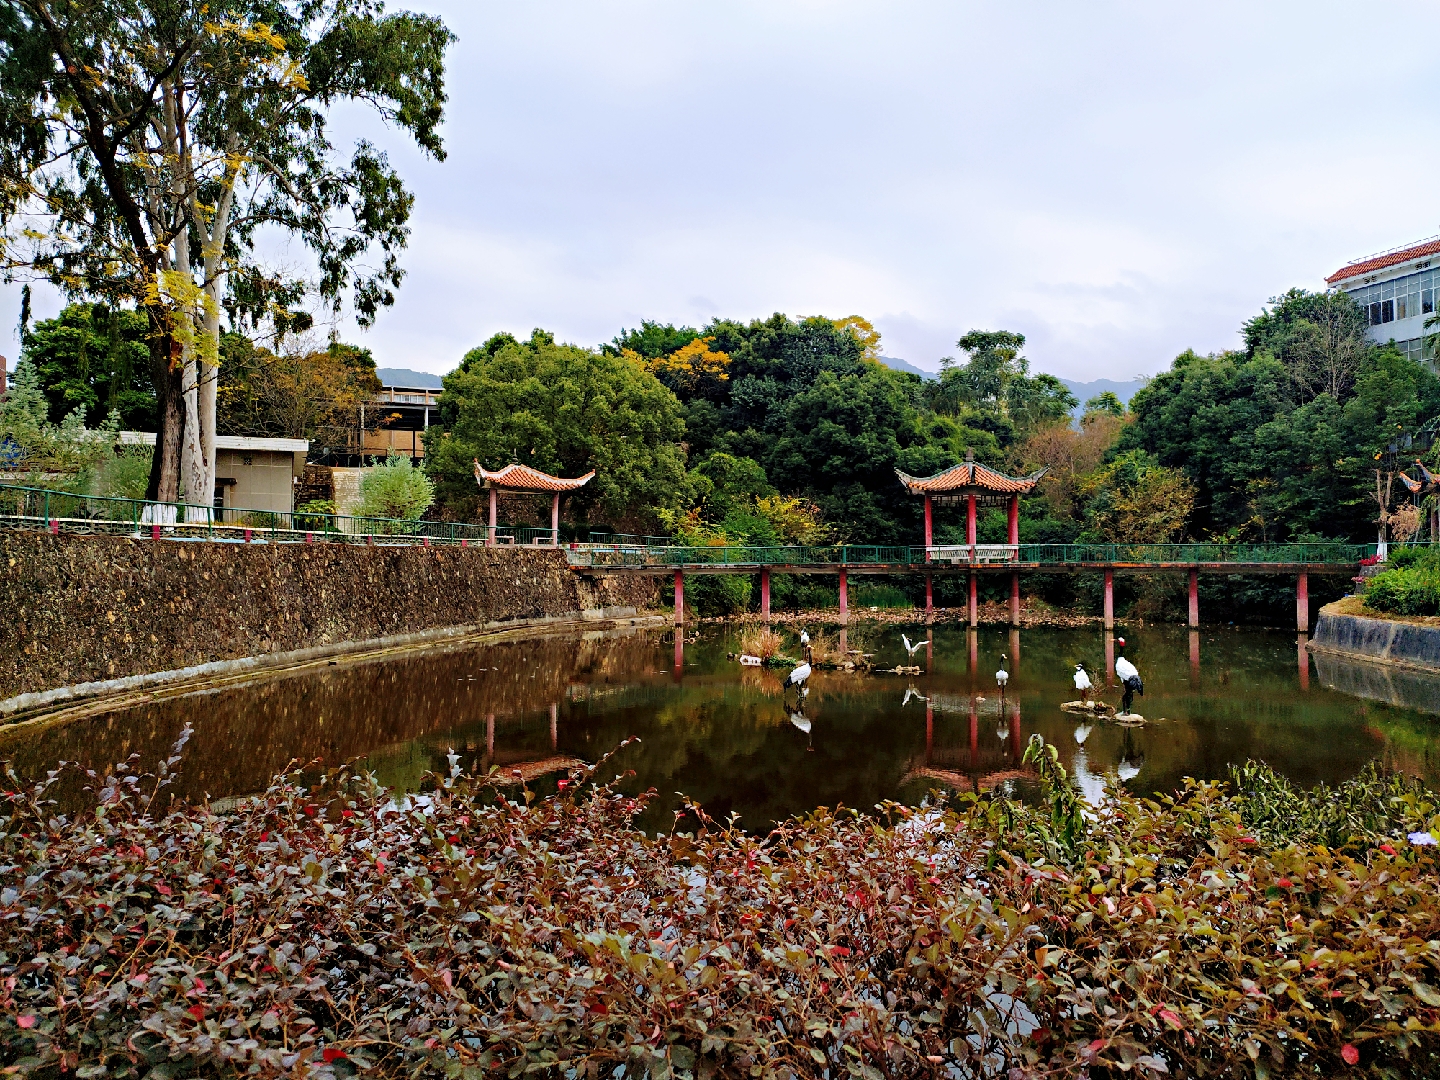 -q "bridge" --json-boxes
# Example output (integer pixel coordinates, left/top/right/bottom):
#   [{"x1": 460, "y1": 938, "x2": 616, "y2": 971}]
[{"x1": 566, "y1": 541, "x2": 1374, "y2": 633}]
